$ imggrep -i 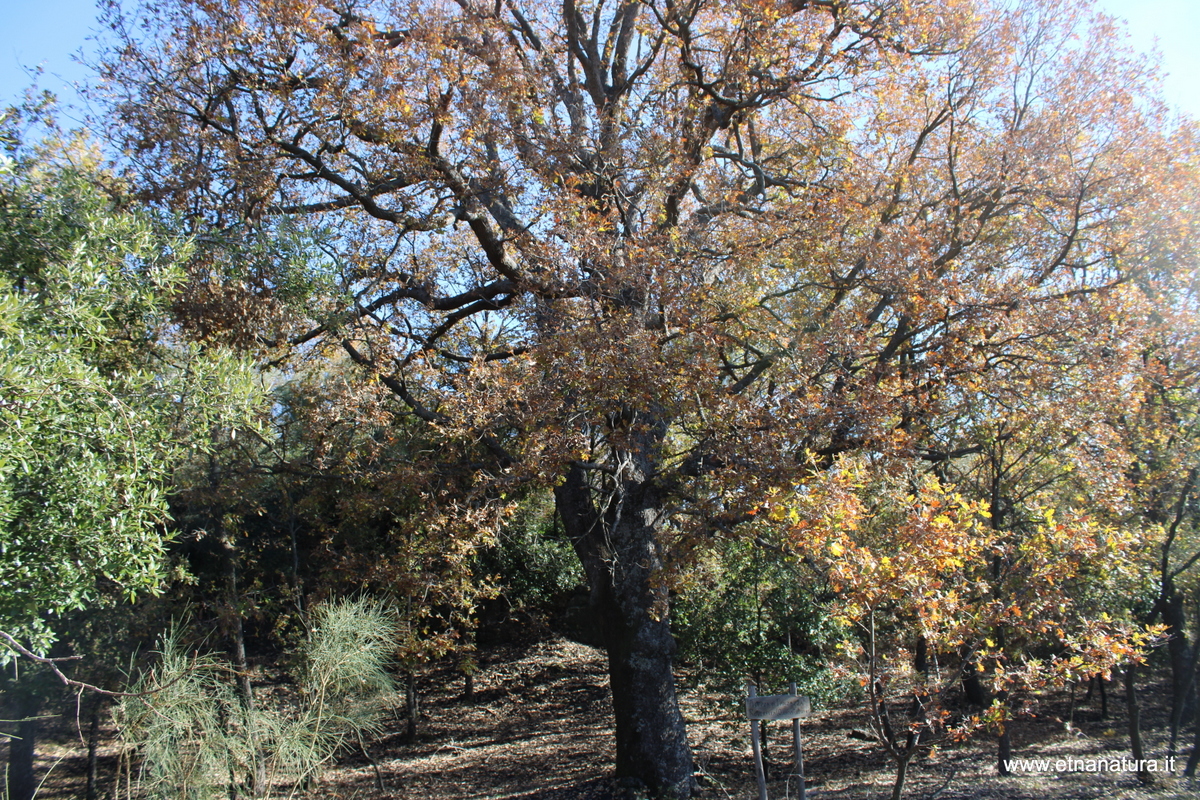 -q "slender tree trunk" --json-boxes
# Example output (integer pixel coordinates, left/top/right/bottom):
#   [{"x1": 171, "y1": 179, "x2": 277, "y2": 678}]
[
  {"x1": 1172, "y1": 591, "x2": 1200, "y2": 759},
  {"x1": 1186, "y1": 699, "x2": 1200, "y2": 776},
  {"x1": 996, "y1": 690, "x2": 1012, "y2": 776},
  {"x1": 556, "y1": 458, "x2": 694, "y2": 799},
  {"x1": 1170, "y1": 666, "x2": 1197, "y2": 760},
  {"x1": 86, "y1": 702, "x2": 102, "y2": 800},
  {"x1": 356, "y1": 732, "x2": 386, "y2": 792},
  {"x1": 284, "y1": 488, "x2": 305, "y2": 614},
  {"x1": 1125, "y1": 663, "x2": 1152, "y2": 784},
  {"x1": 232, "y1": 613, "x2": 266, "y2": 795},
  {"x1": 462, "y1": 630, "x2": 476, "y2": 701},
  {"x1": 891, "y1": 747, "x2": 913, "y2": 800},
  {"x1": 890, "y1": 636, "x2": 926, "y2": 799},
  {"x1": 997, "y1": 727, "x2": 1012, "y2": 775},
  {"x1": 987, "y1": 474, "x2": 1013, "y2": 777},
  {"x1": 1186, "y1": 645, "x2": 1200, "y2": 777},
  {"x1": 1162, "y1": 587, "x2": 1196, "y2": 758},
  {"x1": 222, "y1": 534, "x2": 266, "y2": 797},
  {"x1": 404, "y1": 671, "x2": 419, "y2": 743},
  {"x1": 209, "y1": 453, "x2": 265, "y2": 798}
]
